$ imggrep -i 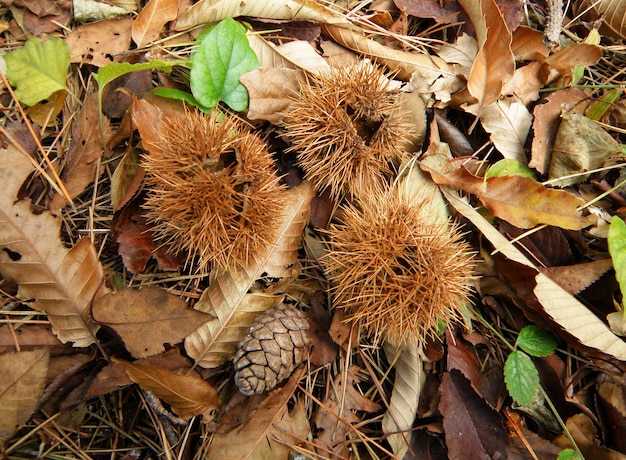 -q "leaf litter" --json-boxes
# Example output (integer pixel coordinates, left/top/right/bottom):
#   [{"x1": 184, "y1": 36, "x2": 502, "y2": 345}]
[{"x1": 1, "y1": 0, "x2": 626, "y2": 459}]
